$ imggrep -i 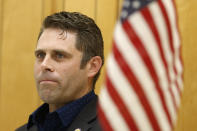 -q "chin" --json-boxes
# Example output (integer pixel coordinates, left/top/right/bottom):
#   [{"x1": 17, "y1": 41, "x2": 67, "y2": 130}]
[
  {"x1": 39, "y1": 91, "x2": 56, "y2": 103},
  {"x1": 40, "y1": 96, "x2": 57, "y2": 104}
]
